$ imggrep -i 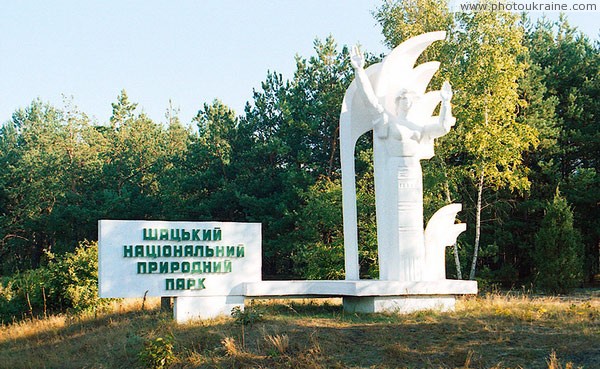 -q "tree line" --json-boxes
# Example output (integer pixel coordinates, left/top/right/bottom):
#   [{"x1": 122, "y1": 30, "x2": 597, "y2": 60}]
[{"x1": 1, "y1": 1, "x2": 598, "y2": 294}]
